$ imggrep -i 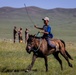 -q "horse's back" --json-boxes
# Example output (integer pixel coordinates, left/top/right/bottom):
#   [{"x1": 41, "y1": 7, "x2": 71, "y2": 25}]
[
  {"x1": 50, "y1": 38, "x2": 65, "y2": 51},
  {"x1": 50, "y1": 38, "x2": 60, "y2": 46},
  {"x1": 38, "y1": 38, "x2": 64, "y2": 54}
]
